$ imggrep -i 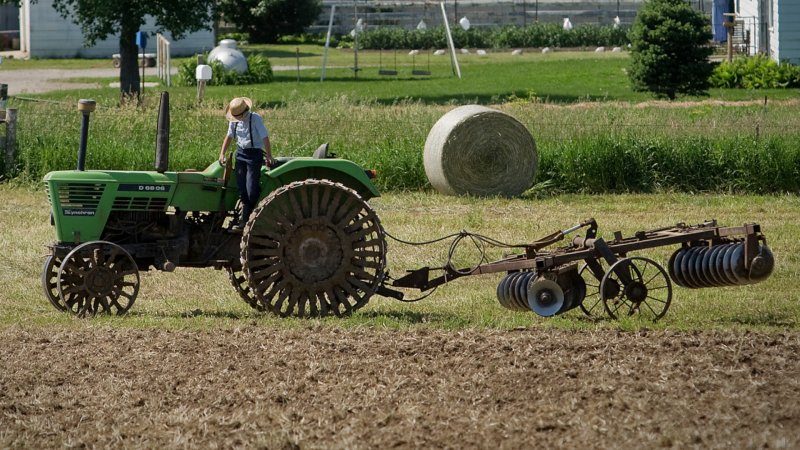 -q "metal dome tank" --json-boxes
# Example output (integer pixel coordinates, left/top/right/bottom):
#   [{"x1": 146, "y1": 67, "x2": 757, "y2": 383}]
[{"x1": 208, "y1": 39, "x2": 248, "y2": 73}]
